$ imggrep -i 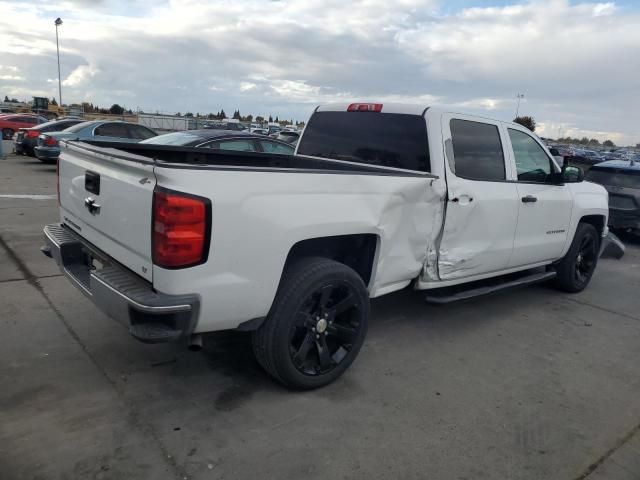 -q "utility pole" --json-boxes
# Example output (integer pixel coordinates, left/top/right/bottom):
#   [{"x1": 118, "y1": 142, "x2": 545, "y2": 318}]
[
  {"x1": 55, "y1": 18, "x2": 63, "y2": 107},
  {"x1": 515, "y1": 93, "x2": 524, "y2": 118}
]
